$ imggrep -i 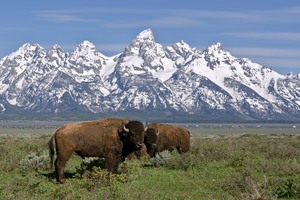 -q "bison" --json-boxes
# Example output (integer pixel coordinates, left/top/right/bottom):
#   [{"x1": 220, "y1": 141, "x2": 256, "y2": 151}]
[
  {"x1": 145, "y1": 123, "x2": 190, "y2": 158},
  {"x1": 127, "y1": 128, "x2": 158, "y2": 159},
  {"x1": 48, "y1": 118, "x2": 146, "y2": 183}
]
